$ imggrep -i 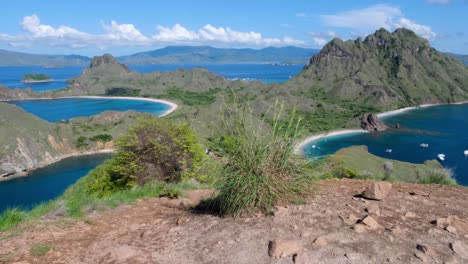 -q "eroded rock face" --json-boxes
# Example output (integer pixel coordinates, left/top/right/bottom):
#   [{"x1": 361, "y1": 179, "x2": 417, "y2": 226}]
[{"x1": 360, "y1": 113, "x2": 388, "y2": 131}]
